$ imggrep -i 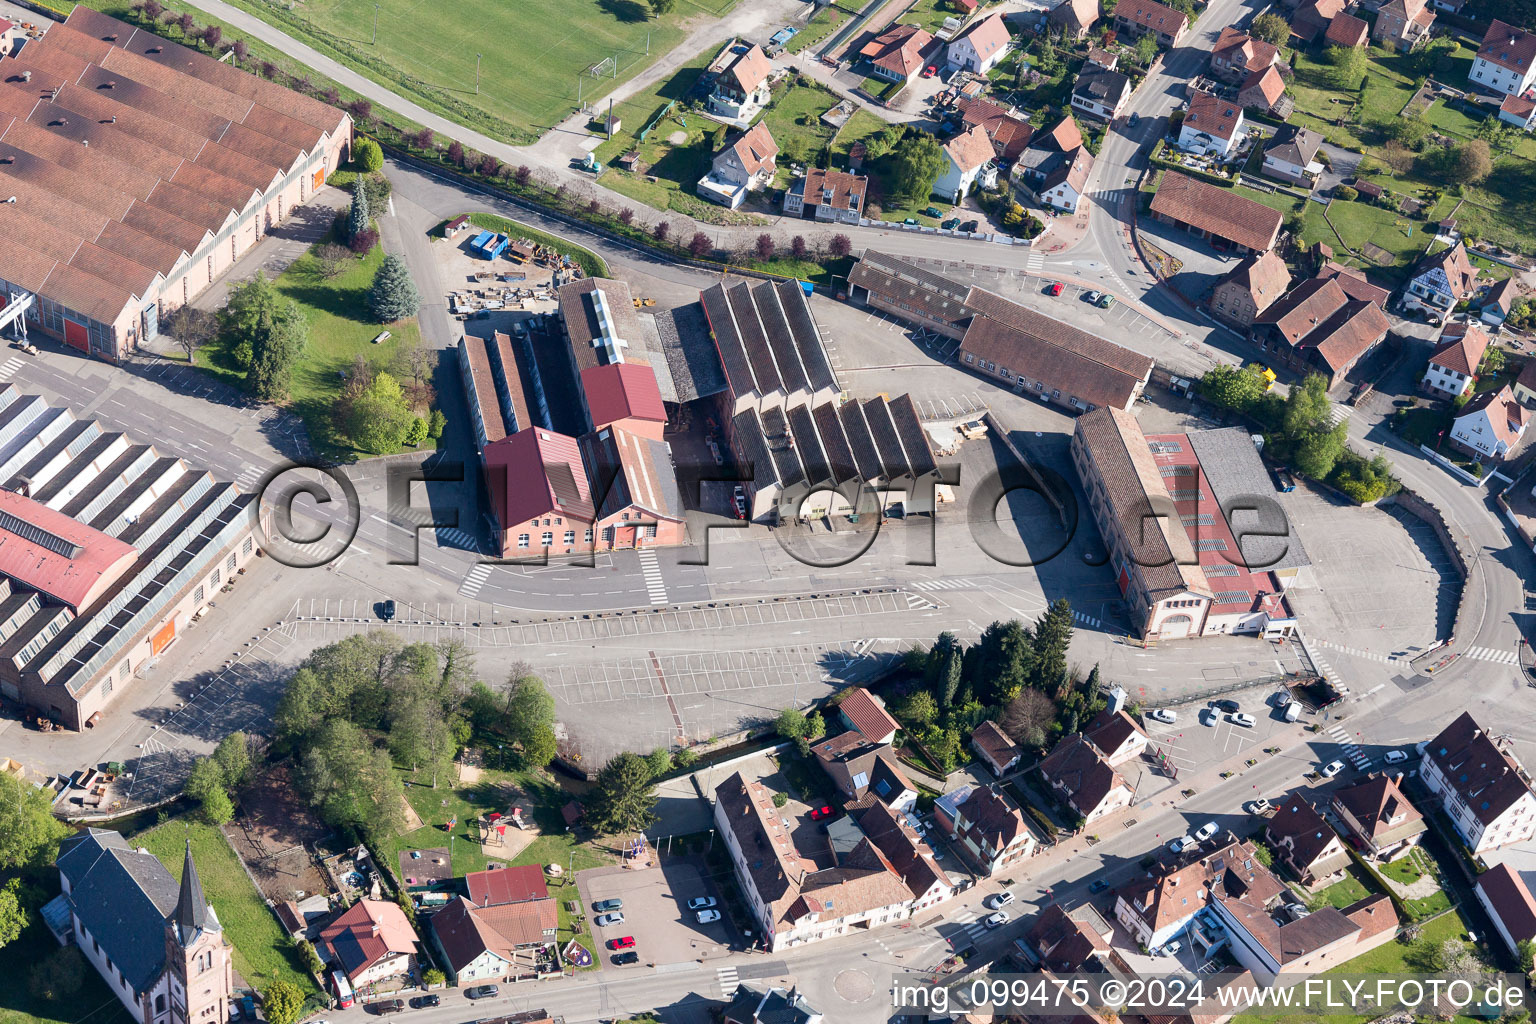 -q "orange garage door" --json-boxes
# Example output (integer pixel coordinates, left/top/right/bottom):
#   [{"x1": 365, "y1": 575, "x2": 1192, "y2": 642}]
[
  {"x1": 64, "y1": 318, "x2": 89, "y2": 352},
  {"x1": 151, "y1": 618, "x2": 176, "y2": 655}
]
